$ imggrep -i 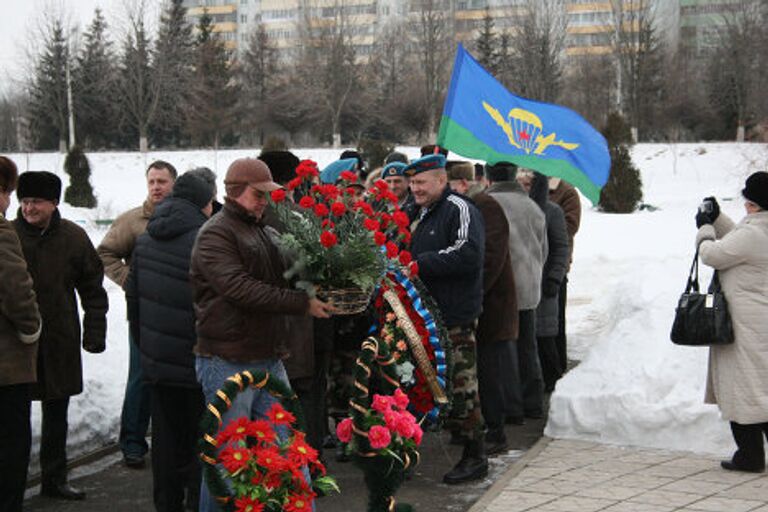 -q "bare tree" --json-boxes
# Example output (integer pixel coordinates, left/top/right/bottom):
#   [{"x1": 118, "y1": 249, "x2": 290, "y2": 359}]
[
  {"x1": 610, "y1": 0, "x2": 664, "y2": 141},
  {"x1": 503, "y1": 0, "x2": 567, "y2": 102},
  {"x1": 561, "y1": 55, "x2": 614, "y2": 129},
  {"x1": 705, "y1": 0, "x2": 765, "y2": 141},
  {"x1": 411, "y1": 0, "x2": 451, "y2": 141},
  {"x1": 239, "y1": 24, "x2": 278, "y2": 146}
]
